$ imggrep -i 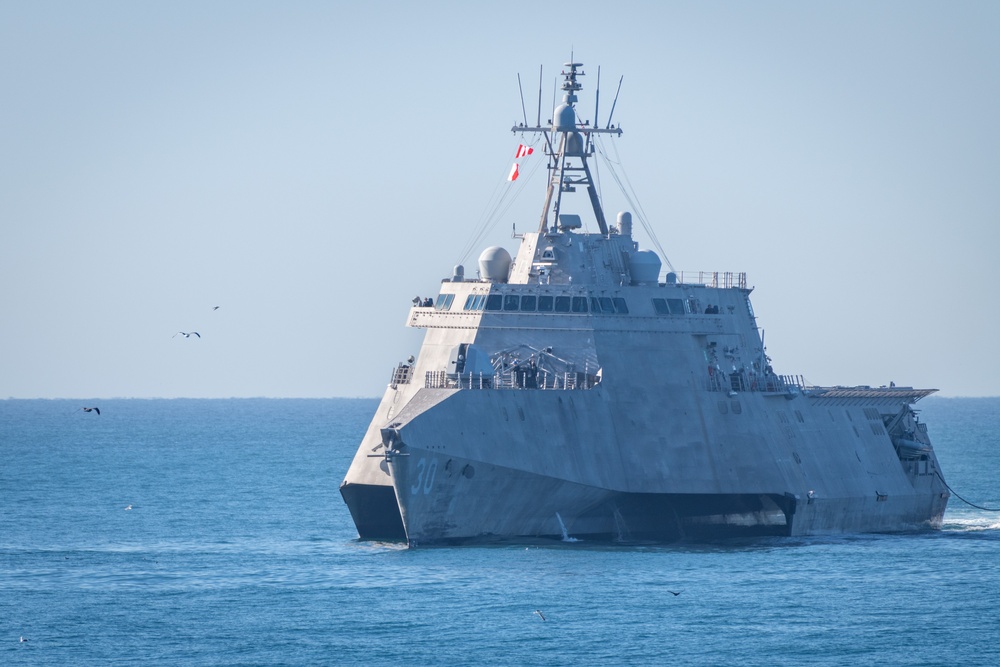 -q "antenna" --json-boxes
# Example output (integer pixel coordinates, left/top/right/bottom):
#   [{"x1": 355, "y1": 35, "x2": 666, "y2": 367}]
[
  {"x1": 605, "y1": 75, "x2": 623, "y2": 129},
  {"x1": 593, "y1": 65, "x2": 601, "y2": 148},
  {"x1": 551, "y1": 78, "x2": 557, "y2": 120},
  {"x1": 517, "y1": 73, "x2": 528, "y2": 126},
  {"x1": 536, "y1": 65, "x2": 543, "y2": 127}
]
